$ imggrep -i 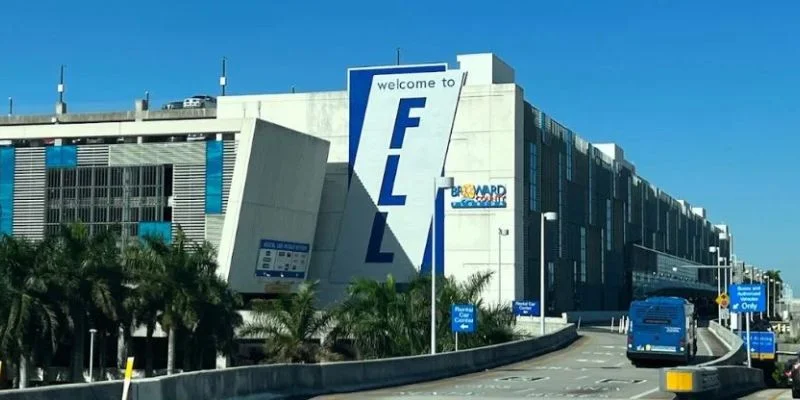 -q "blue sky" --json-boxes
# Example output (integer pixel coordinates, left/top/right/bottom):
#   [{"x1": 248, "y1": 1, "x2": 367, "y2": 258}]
[{"x1": 1, "y1": 1, "x2": 798, "y2": 289}]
